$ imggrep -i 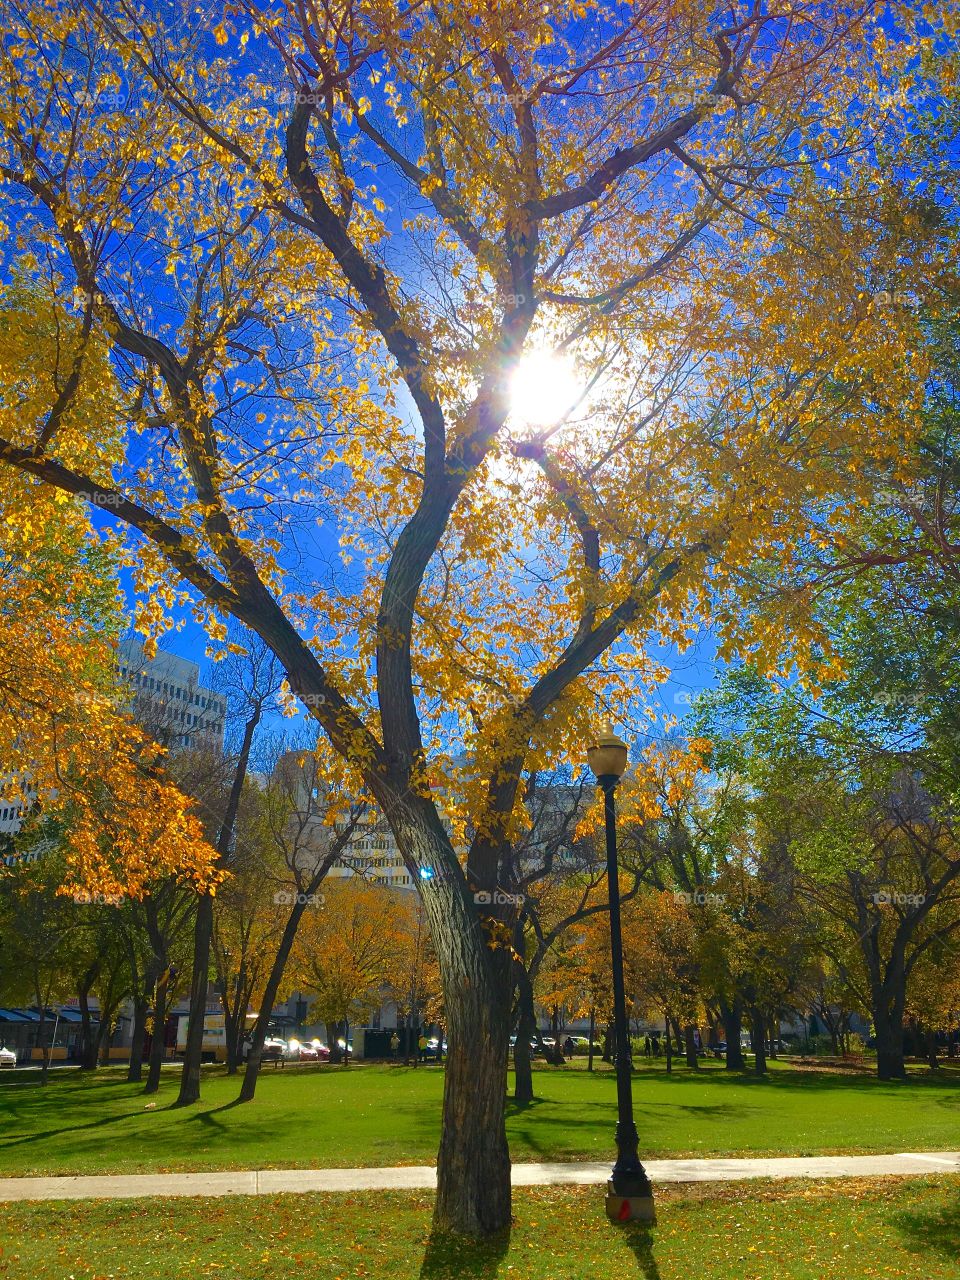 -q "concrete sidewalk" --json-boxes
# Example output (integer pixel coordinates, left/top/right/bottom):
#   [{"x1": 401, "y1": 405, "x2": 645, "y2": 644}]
[{"x1": 1, "y1": 1152, "x2": 958, "y2": 1202}]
